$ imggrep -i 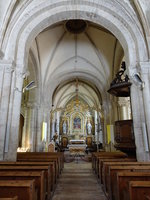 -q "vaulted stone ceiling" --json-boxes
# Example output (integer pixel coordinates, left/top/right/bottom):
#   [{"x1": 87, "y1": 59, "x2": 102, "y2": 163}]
[{"x1": 29, "y1": 20, "x2": 124, "y2": 106}]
